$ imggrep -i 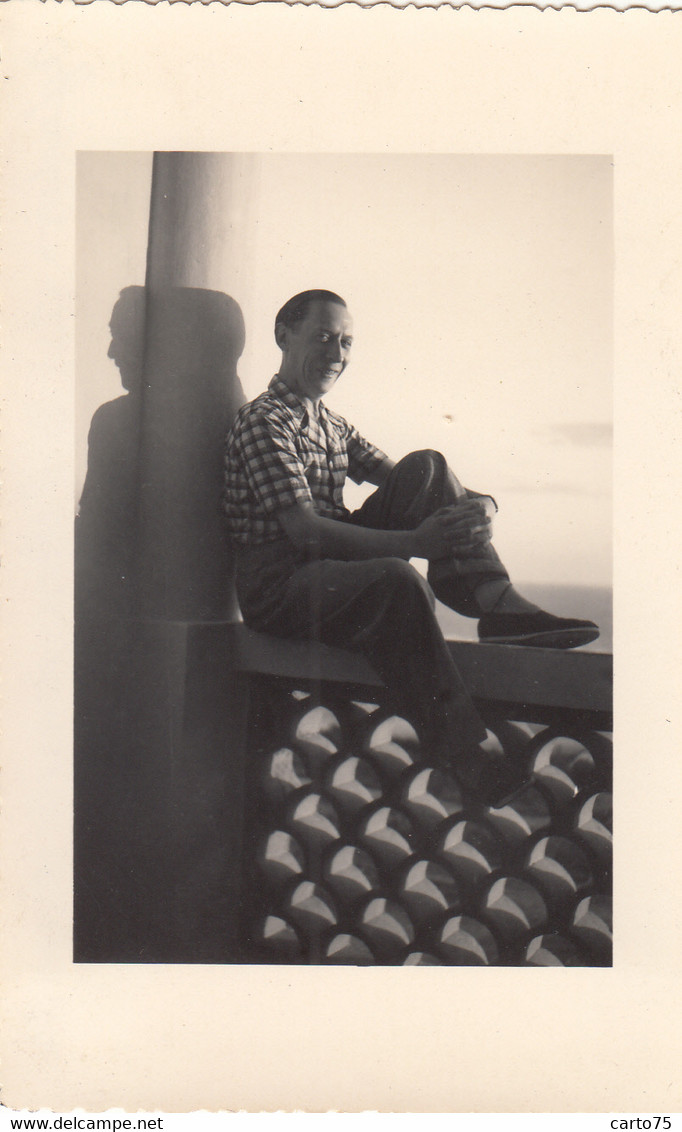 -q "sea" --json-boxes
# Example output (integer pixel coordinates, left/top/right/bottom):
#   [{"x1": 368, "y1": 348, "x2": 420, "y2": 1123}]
[{"x1": 435, "y1": 582, "x2": 613, "y2": 654}]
